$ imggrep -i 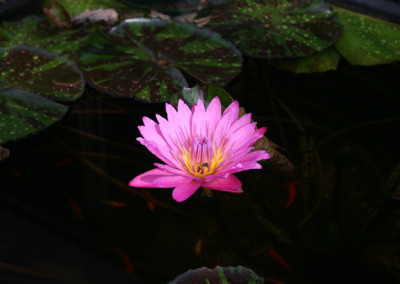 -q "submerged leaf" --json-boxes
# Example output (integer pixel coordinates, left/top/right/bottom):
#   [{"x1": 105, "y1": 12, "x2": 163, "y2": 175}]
[
  {"x1": 80, "y1": 18, "x2": 242, "y2": 102},
  {"x1": 202, "y1": 0, "x2": 342, "y2": 58},
  {"x1": 333, "y1": 5, "x2": 400, "y2": 66}
]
